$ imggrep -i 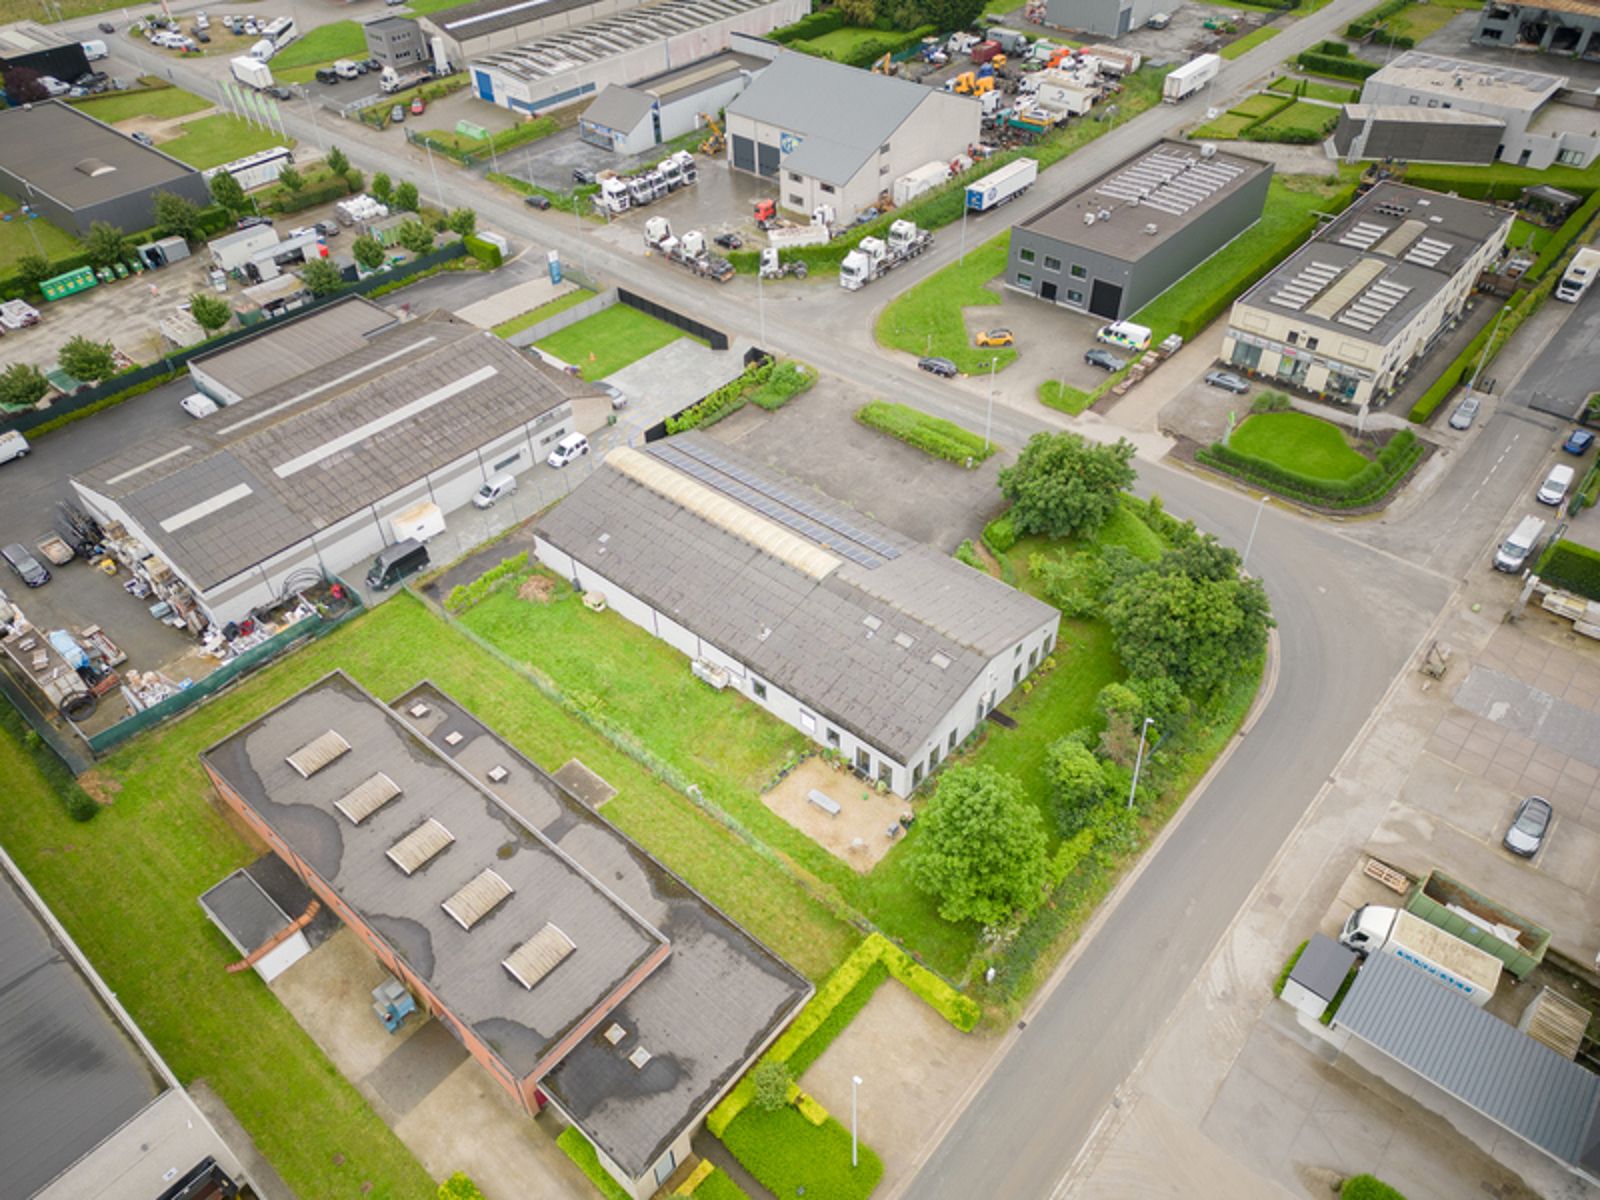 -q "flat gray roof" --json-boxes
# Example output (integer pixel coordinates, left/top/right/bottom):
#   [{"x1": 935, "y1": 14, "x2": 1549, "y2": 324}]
[
  {"x1": 0, "y1": 100, "x2": 200, "y2": 212},
  {"x1": 536, "y1": 432, "x2": 1057, "y2": 763},
  {"x1": 1336, "y1": 952, "x2": 1600, "y2": 1173},
  {"x1": 1287, "y1": 933, "x2": 1355, "y2": 1001},
  {"x1": 1365, "y1": 51, "x2": 1566, "y2": 110},
  {"x1": 199, "y1": 869, "x2": 294, "y2": 956},
  {"x1": 393, "y1": 682, "x2": 809, "y2": 1179},
  {"x1": 74, "y1": 312, "x2": 588, "y2": 591},
  {"x1": 1236, "y1": 181, "x2": 1510, "y2": 346},
  {"x1": 188, "y1": 294, "x2": 397, "y2": 400},
  {"x1": 728, "y1": 51, "x2": 933, "y2": 185},
  {"x1": 1342, "y1": 103, "x2": 1504, "y2": 127},
  {"x1": 581, "y1": 84, "x2": 656, "y2": 133},
  {"x1": 200, "y1": 672, "x2": 670, "y2": 1082},
  {"x1": 0, "y1": 865, "x2": 161, "y2": 1199},
  {"x1": 1020, "y1": 139, "x2": 1272, "y2": 260}
]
